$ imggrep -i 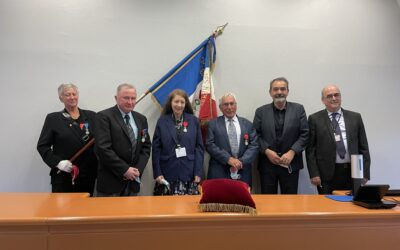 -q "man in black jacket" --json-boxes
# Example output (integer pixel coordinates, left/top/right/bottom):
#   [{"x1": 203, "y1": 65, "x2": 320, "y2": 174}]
[
  {"x1": 306, "y1": 84, "x2": 370, "y2": 194},
  {"x1": 253, "y1": 77, "x2": 309, "y2": 194},
  {"x1": 95, "y1": 83, "x2": 151, "y2": 196}
]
